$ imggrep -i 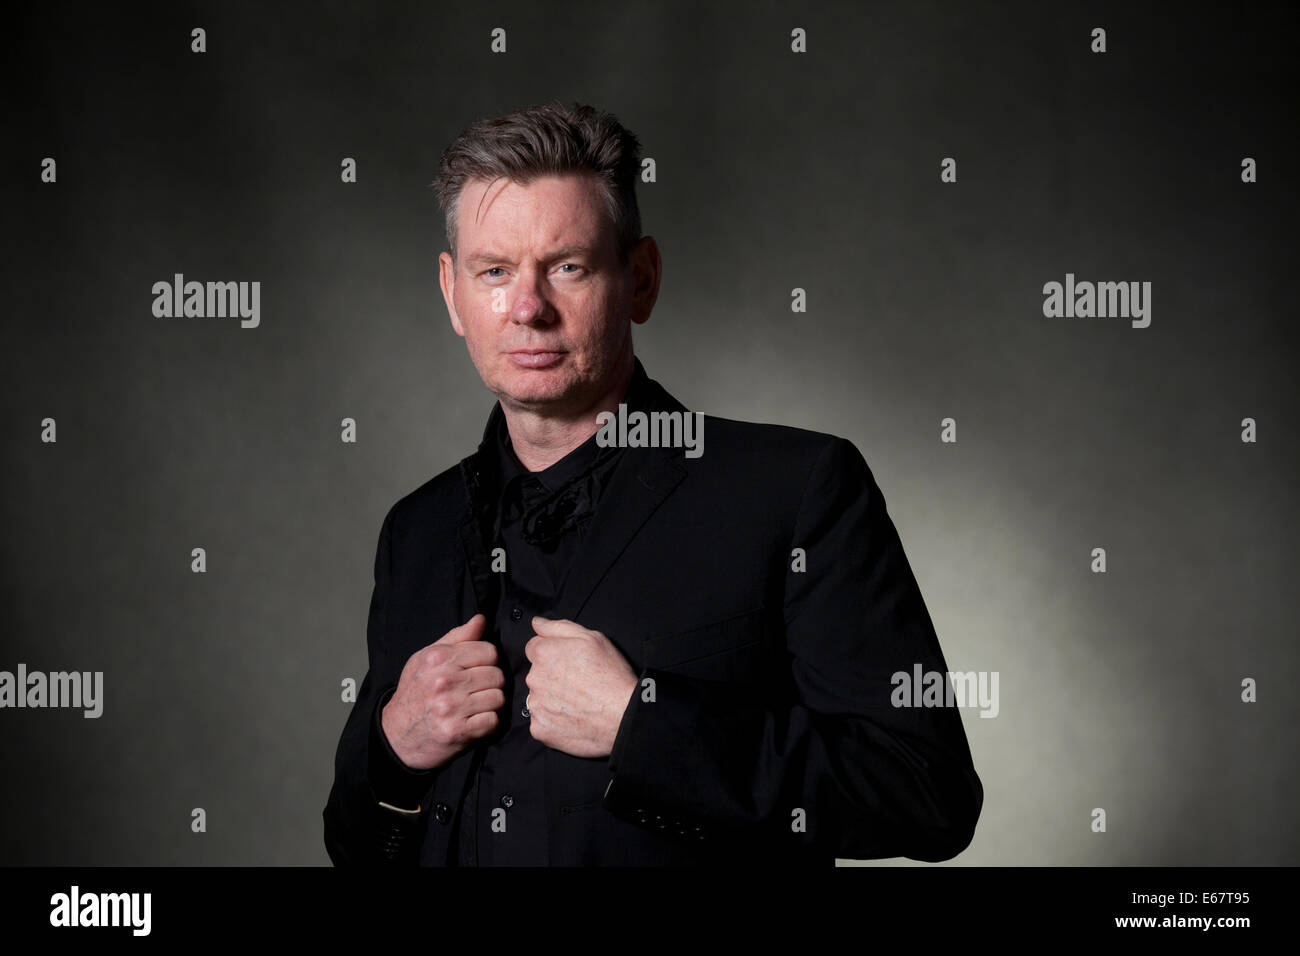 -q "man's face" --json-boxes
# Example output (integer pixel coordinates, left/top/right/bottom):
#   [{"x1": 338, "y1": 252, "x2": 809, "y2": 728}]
[{"x1": 439, "y1": 173, "x2": 640, "y2": 416}]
